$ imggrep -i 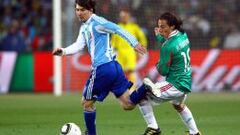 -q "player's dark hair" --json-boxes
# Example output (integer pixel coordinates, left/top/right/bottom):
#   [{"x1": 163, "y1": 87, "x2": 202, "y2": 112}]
[
  {"x1": 120, "y1": 7, "x2": 130, "y2": 13},
  {"x1": 75, "y1": 0, "x2": 96, "y2": 13},
  {"x1": 159, "y1": 12, "x2": 185, "y2": 33}
]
